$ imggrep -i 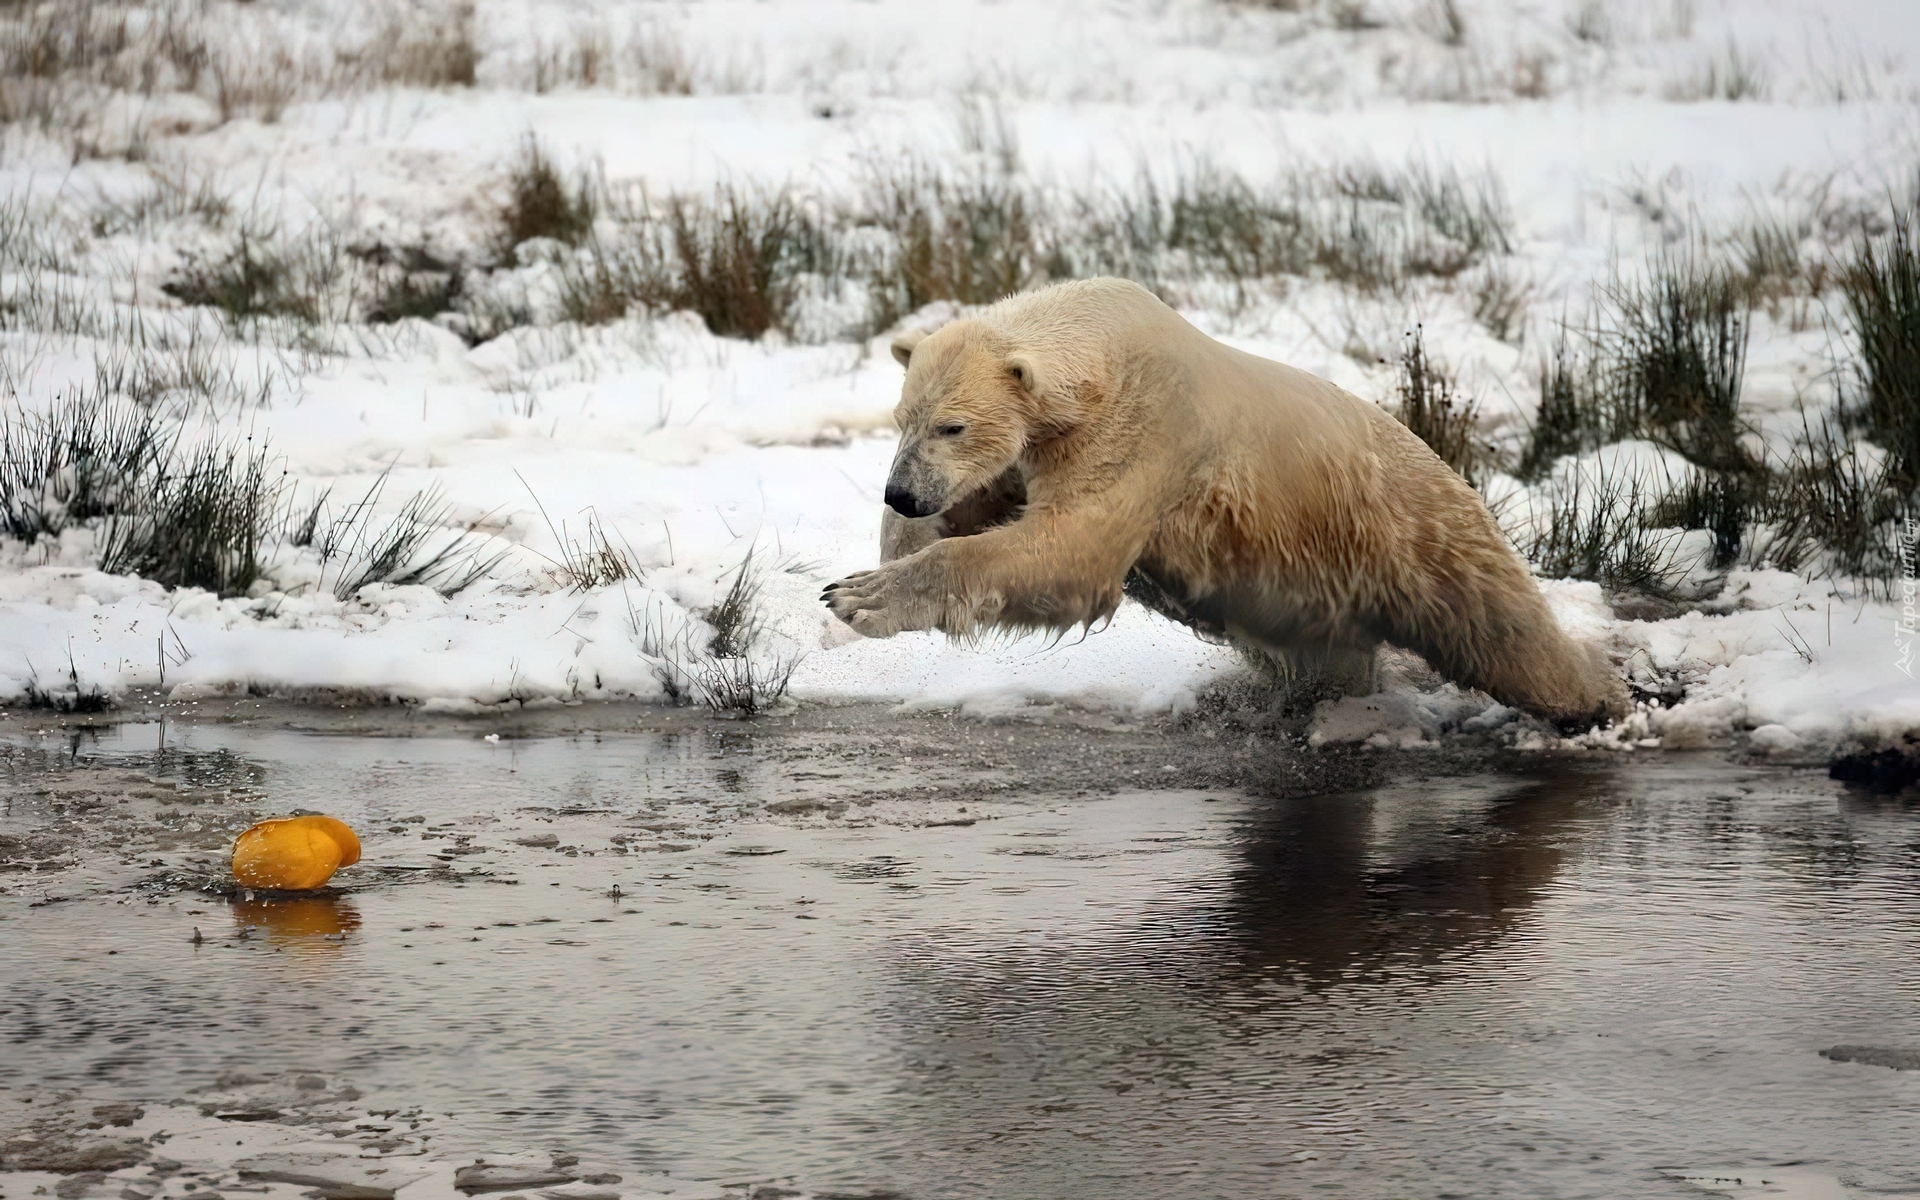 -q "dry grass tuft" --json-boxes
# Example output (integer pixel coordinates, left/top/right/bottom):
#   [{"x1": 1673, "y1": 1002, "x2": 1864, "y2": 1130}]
[
  {"x1": 1664, "y1": 40, "x2": 1773, "y2": 102},
  {"x1": 1840, "y1": 199, "x2": 1920, "y2": 487},
  {"x1": 561, "y1": 183, "x2": 836, "y2": 337},
  {"x1": 163, "y1": 217, "x2": 358, "y2": 329},
  {"x1": 1515, "y1": 461, "x2": 1697, "y2": 599},
  {"x1": 341, "y1": 0, "x2": 478, "y2": 88},
  {"x1": 556, "y1": 153, "x2": 1516, "y2": 340},
  {"x1": 1391, "y1": 326, "x2": 1491, "y2": 484},
  {"x1": 497, "y1": 137, "x2": 597, "y2": 254}
]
